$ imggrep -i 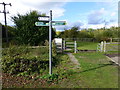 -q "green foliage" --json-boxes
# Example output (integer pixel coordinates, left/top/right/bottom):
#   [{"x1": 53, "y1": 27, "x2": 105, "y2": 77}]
[
  {"x1": 78, "y1": 30, "x2": 92, "y2": 38},
  {"x1": 52, "y1": 40, "x2": 57, "y2": 56},
  {"x1": 40, "y1": 73, "x2": 59, "y2": 83},
  {"x1": 2, "y1": 25, "x2": 16, "y2": 42},
  {"x1": 2, "y1": 45, "x2": 59, "y2": 76},
  {"x1": 2, "y1": 46, "x2": 49, "y2": 75},
  {"x1": 60, "y1": 26, "x2": 79, "y2": 39},
  {"x1": 11, "y1": 11, "x2": 56, "y2": 45},
  {"x1": 69, "y1": 26, "x2": 79, "y2": 39},
  {"x1": 59, "y1": 26, "x2": 119, "y2": 42},
  {"x1": 44, "y1": 40, "x2": 49, "y2": 46}
]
